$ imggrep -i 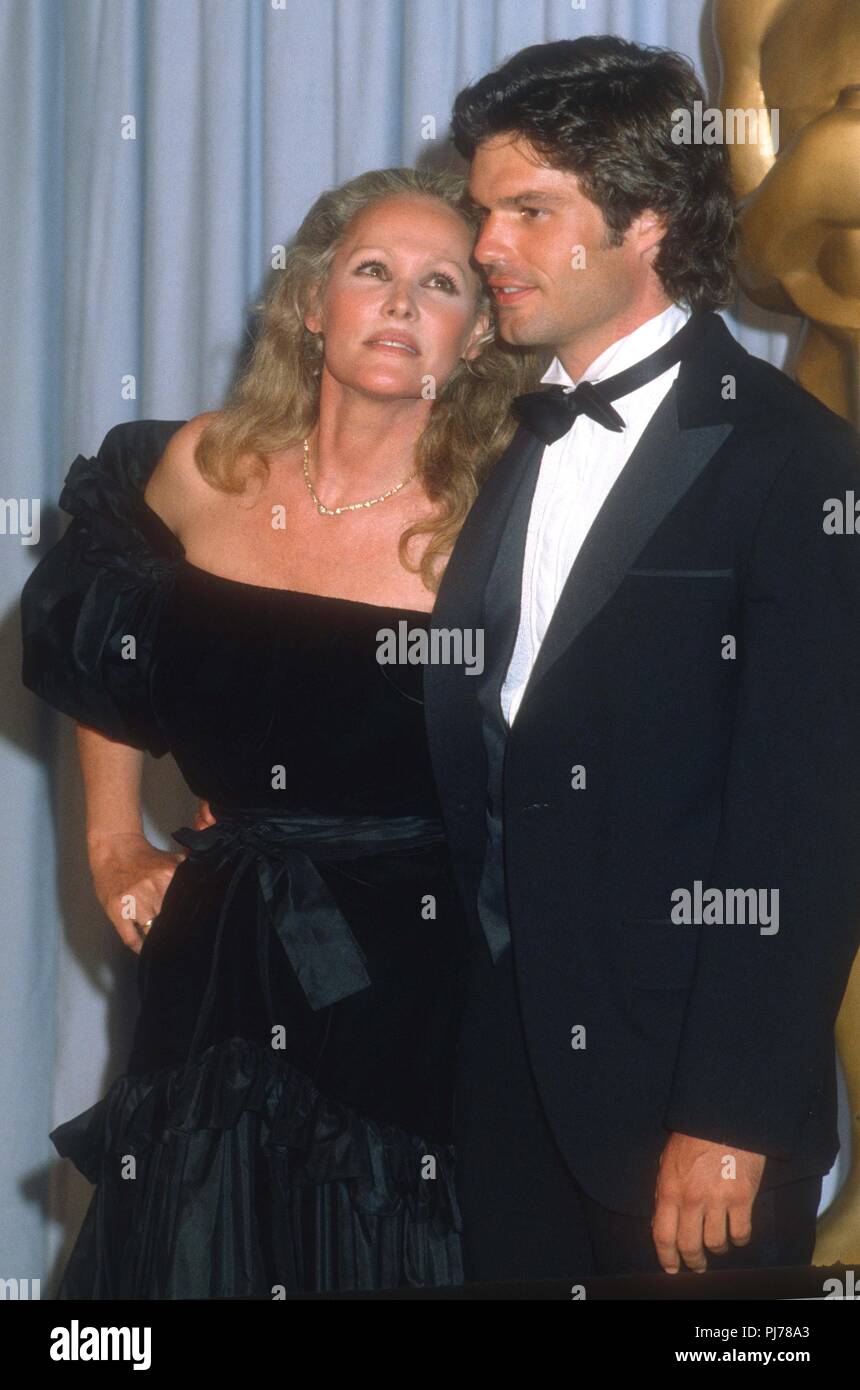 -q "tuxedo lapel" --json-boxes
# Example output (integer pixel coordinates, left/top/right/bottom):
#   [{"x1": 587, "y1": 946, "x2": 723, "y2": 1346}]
[
  {"x1": 518, "y1": 314, "x2": 739, "y2": 709},
  {"x1": 431, "y1": 425, "x2": 544, "y2": 635},
  {"x1": 426, "y1": 312, "x2": 743, "y2": 808},
  {"x1": 424, "y1": 424, "x2": 543, "y2": 797},
  {"x1": 425, "y1": 422, "x2": 544, "y2": 895}
]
